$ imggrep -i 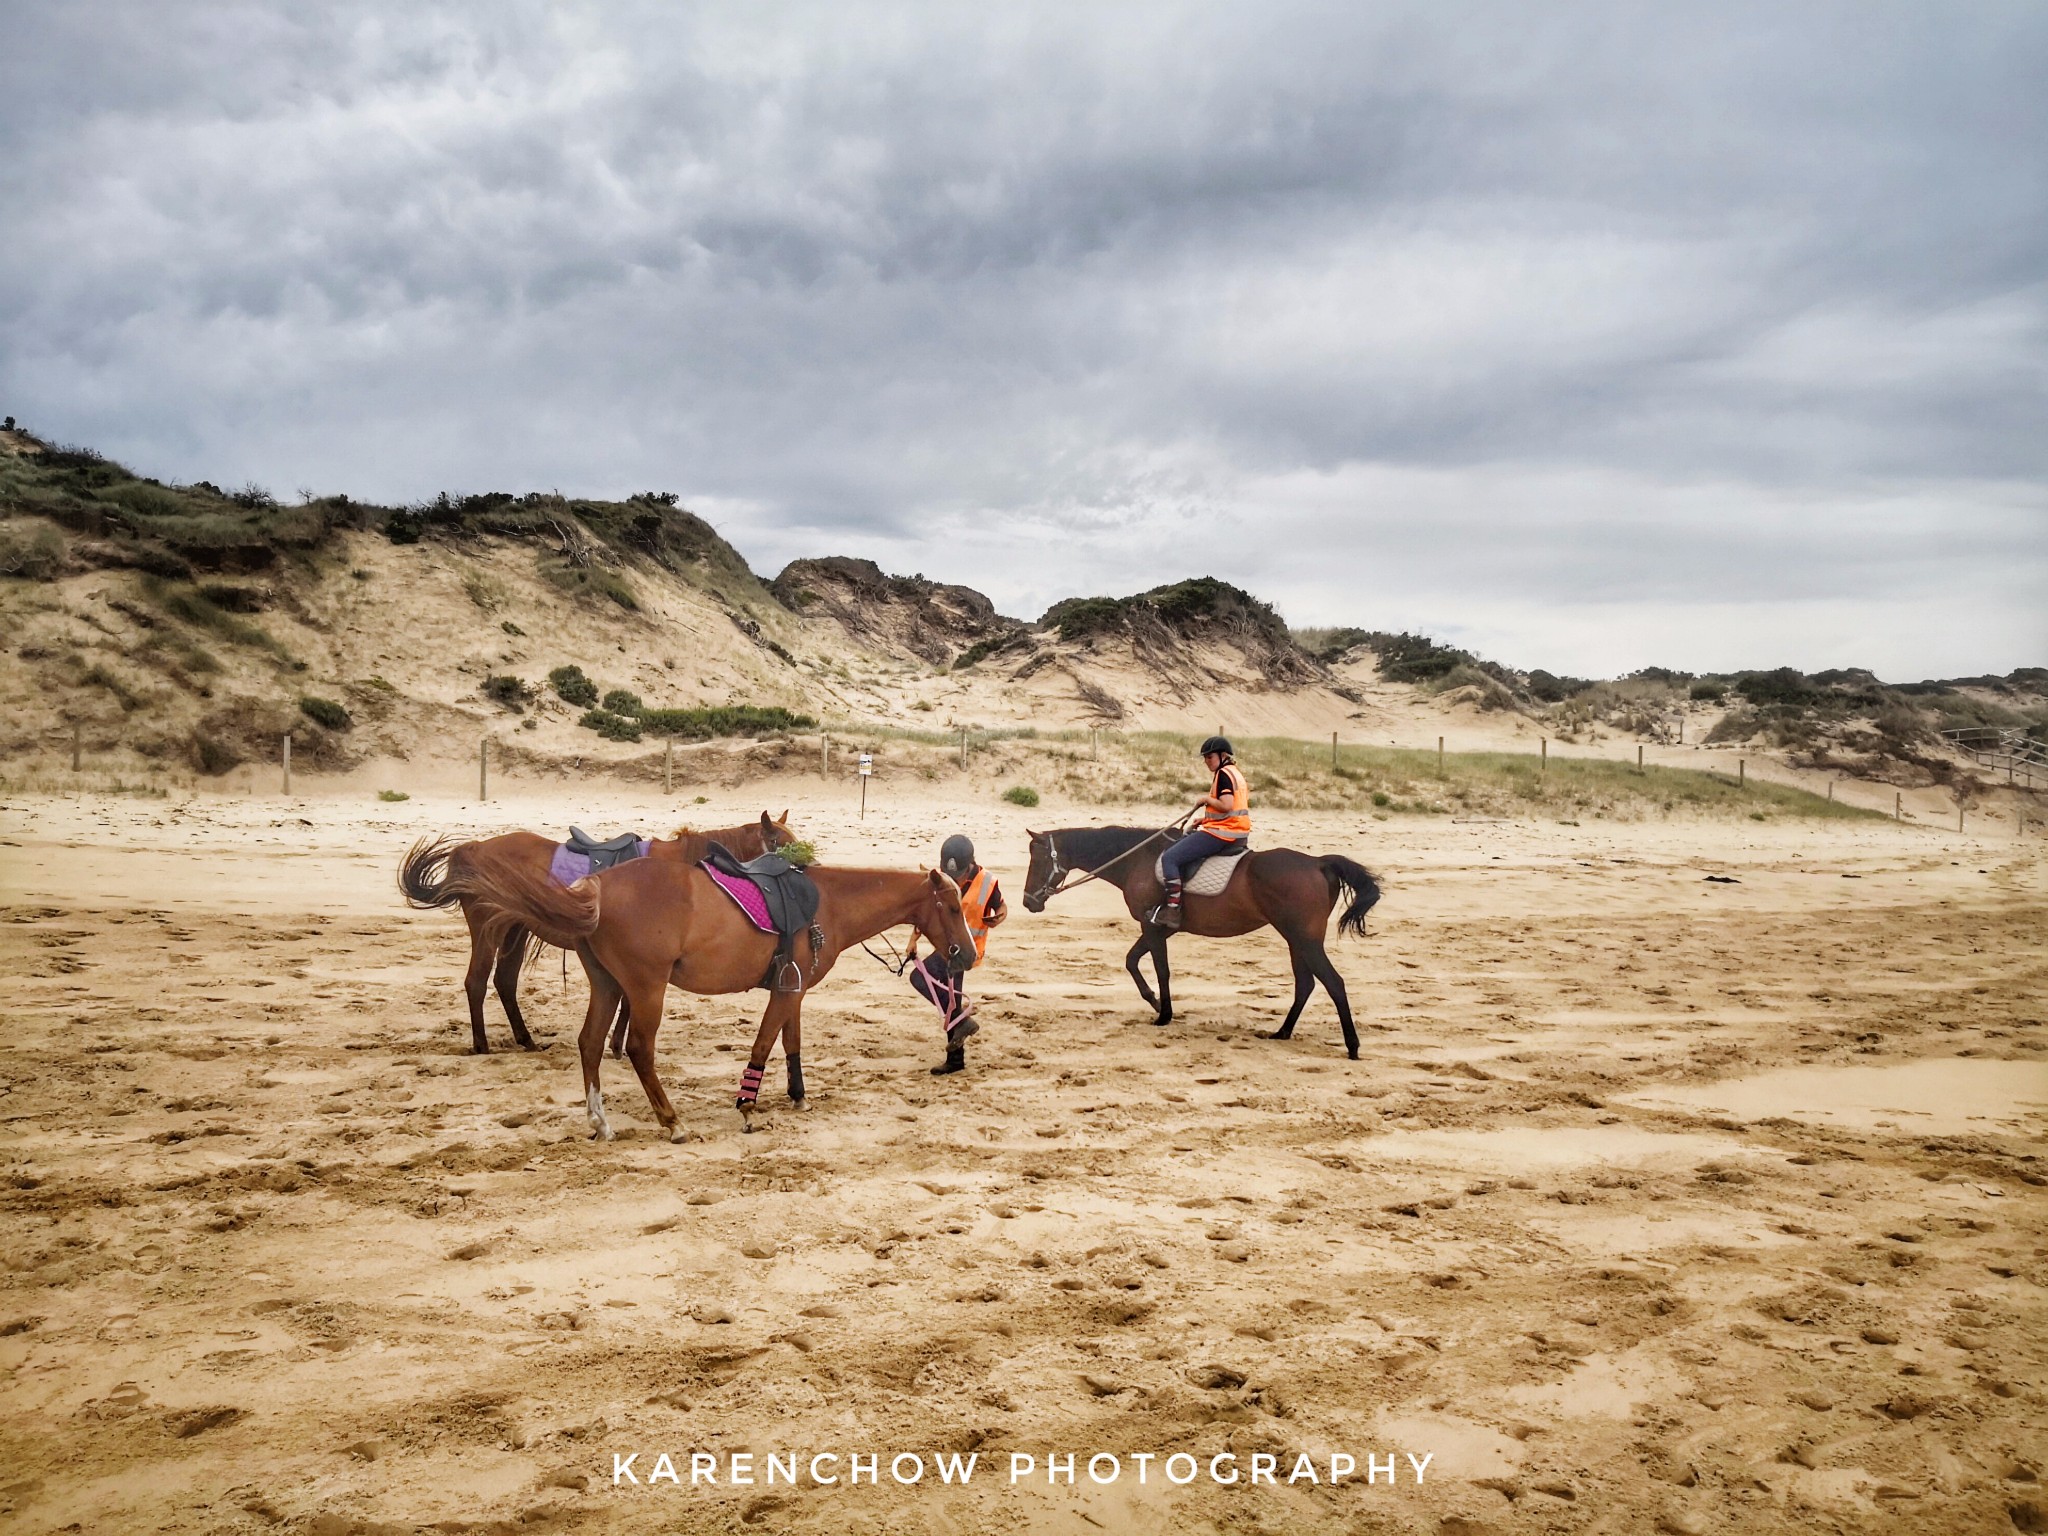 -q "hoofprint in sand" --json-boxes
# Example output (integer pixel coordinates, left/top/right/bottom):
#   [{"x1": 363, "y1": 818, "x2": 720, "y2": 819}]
[{"x1": 0, "y1": 782, "x2": 2042, "y2": 1535}]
